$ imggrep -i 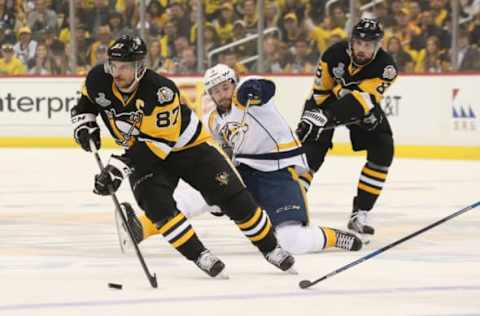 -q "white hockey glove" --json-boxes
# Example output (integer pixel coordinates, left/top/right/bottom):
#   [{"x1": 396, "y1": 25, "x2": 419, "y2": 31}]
[
  {"x1": 296, "y1": 108, "x2": 330, "y2": 142},
  {"x1": 72, "y1": 113, "x2": 100, "y2": 152},
  {"x1": 93, "y1": 155, "x2": 131, "y2": 196}
]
